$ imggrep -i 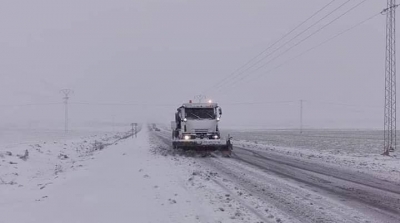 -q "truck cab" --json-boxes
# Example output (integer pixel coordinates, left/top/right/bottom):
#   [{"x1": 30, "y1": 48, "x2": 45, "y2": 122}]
[
  {"x1": 173, "y1": 102, "x2": 222, "y2": 140},
  {"x1": 171, "y1": 100, "x2": 232, "y2": 155}
]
